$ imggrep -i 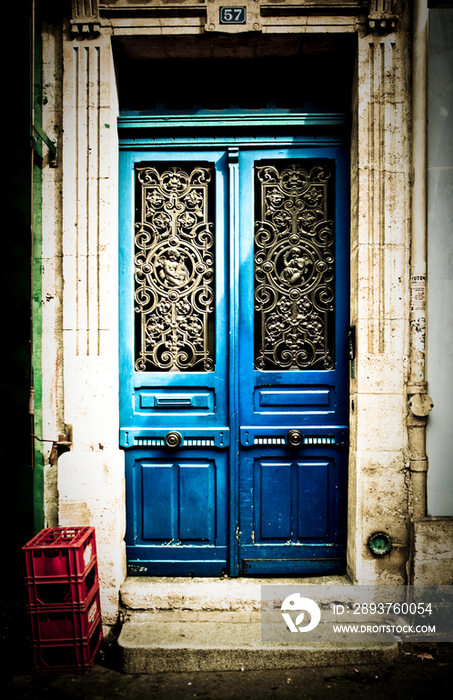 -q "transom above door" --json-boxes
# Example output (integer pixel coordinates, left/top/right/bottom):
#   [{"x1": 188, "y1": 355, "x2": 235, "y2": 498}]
[{"x1": 119, "y1": 139, "x2": 349, "y2": 576}]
